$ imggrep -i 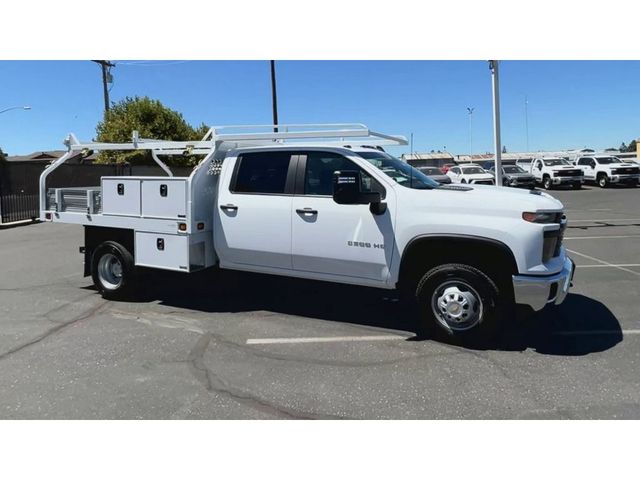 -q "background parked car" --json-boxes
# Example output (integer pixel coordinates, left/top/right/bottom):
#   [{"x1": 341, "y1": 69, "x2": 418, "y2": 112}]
[
  {"x1": 489, "y1": 165, "x2": 536, "y2": 189},
  {"x1": 417, "y1": 166, "x2": 452, "y2": 184},
  {"x1": 440, "y1": 163, "x2": 457, "y2": 174},
  {"x1": 446, "y1": 164, "x2": 495, "y2": 185}
]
